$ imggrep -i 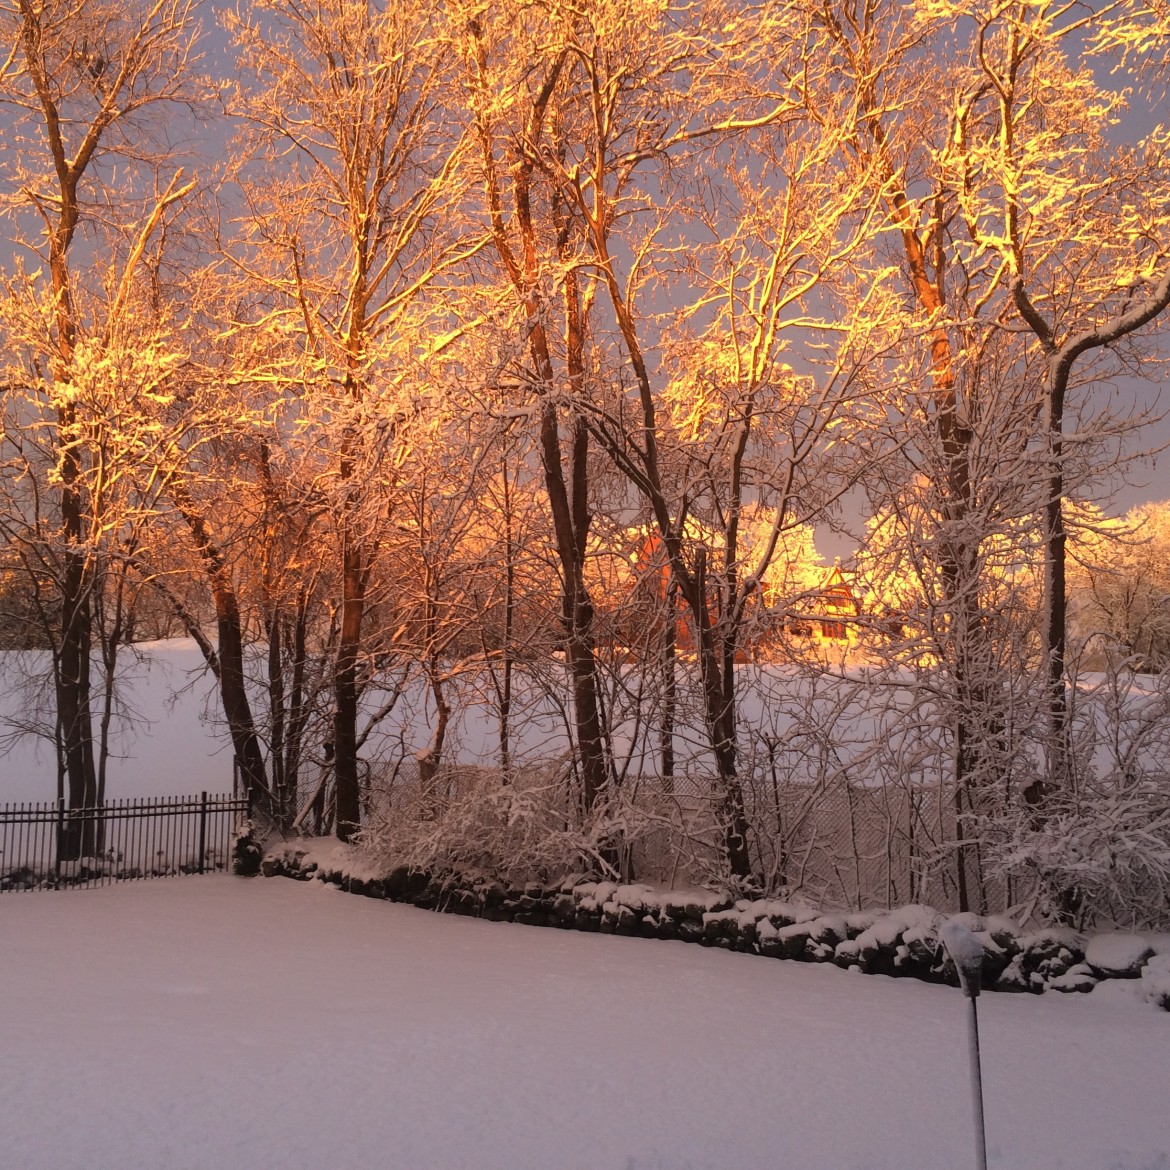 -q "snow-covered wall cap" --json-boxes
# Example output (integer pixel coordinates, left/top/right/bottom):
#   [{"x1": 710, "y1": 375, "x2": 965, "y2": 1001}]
[{"x1": 940, "y1": 920, "x2": 986, "y2": 998}]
